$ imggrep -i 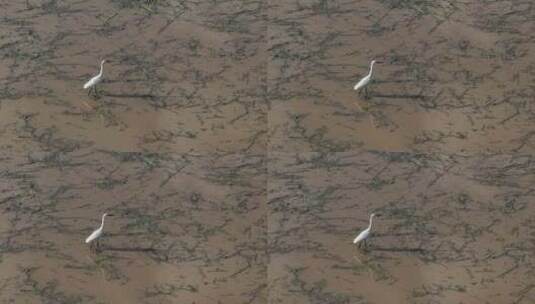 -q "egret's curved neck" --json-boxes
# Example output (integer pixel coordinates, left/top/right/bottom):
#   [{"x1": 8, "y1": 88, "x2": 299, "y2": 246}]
[
  {"x1": 368, "y1": 215, "x2": 374, "y2": 229},
  {"x1": 98, "y1": 61, "x2": 105, "y2": 76},
  {"x1": 368, "y1": 62, "x2": 375, "y2": 77},
  {"x1": 100, "y1": 215, "x2": 107, "y2": 229}
]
